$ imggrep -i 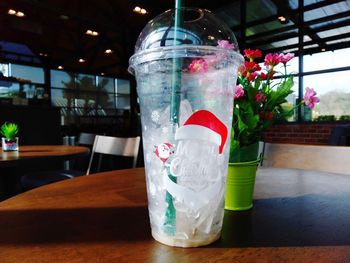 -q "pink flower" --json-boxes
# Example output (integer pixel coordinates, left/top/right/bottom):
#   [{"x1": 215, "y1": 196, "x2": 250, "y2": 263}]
[
  {"x1": 264, "y1": 53, "x2": 281, "y2": 68},
  {"x1": 234, "y1": 84, "x2": 244, "y2": 99},
  {"x1": 279, "y1": 53, "x2": 295, "y2": 64},
  {"x1": 248, "y1": 72, "x2": 258, "y2": 82},
  {"x1": 217, "y1": 40, "x2": 235, "y2": 49},
  {"x1": 255, "y1": 91, "x2": 266, "y2": 102},
  {"x1": 188, "y1": 59, "x2": 208, "y2": 73},
  {"x1": 304, "y1": 87, "x2": 320, "y2": 109},
  {"x1": 260, "y1": 71, "x2": 274, "y2": 81}
]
